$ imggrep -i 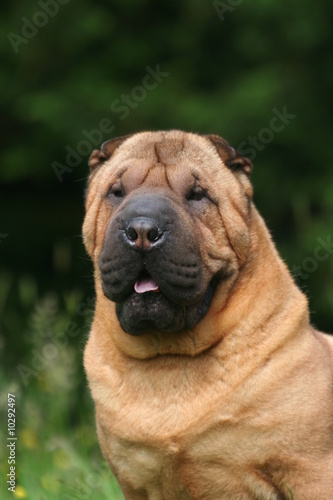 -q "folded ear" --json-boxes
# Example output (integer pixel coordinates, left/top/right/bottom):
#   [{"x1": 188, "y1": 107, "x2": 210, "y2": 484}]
[
  {"x1": 205, "y1": 134, "x2": 253, "y2": 176},
  {"x1": 89, "y1": 134, "x2": 133, "y2": 171}
]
